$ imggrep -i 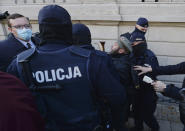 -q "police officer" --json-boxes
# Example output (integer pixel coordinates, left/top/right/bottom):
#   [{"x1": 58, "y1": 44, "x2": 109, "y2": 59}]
[
  {"x1": 72, "y1": 23, "x2": 106, "y2": 52},
  {"x1": 72, "y1": 23, "x2": 119, "y2": 81},
  {"x1": 72, "y1": 23, "x2": 126, "y2": 130},
  {"x1": 7, "y1": 5, "x2": 126, "y2": 131},
  {"x1": 72, "y1": 23, "x2": 92, "y2": 47},
  {"x1": 131, "y1": 17, "x2": 148, "y2": 40},
  {"x1": 152, "y1": 80, "x2": 185, "y2": 131},
  {"x1": 133, "y1": 62, "x2": 185, "y2": 131},
  {"x1": 130, "y1": 34, "x2": 159, "y2": 131}
]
